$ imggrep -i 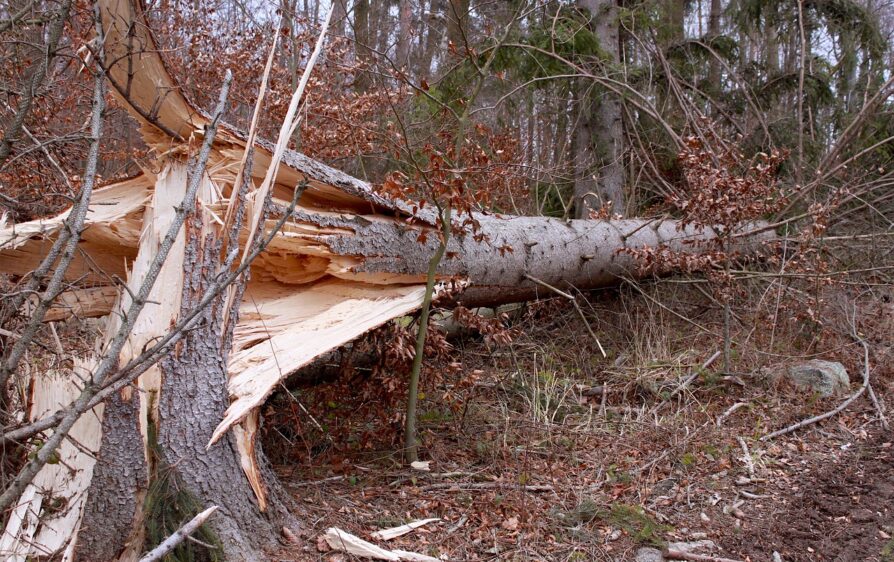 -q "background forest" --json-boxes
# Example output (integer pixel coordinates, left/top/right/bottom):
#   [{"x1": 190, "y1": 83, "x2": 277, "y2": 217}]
[{"x1": 2, "y1": 0, "x2": 894, "y2": 561}]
